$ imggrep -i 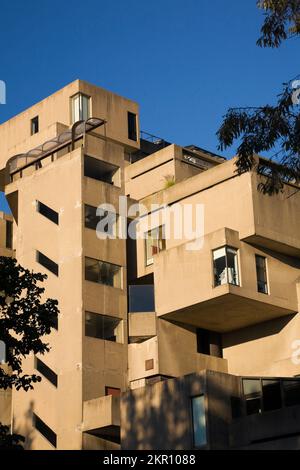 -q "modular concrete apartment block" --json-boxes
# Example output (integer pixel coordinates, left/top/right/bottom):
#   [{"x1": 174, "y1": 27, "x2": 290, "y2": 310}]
[{"x1": 0, "y1": 80, "x2": 299, "y2": 449}]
